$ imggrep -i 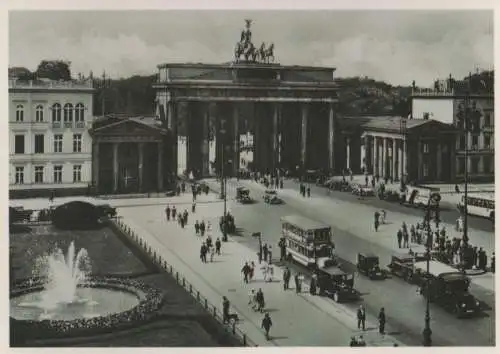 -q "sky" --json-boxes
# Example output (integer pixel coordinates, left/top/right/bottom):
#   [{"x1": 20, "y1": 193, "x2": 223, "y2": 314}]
[{"x1": 8, "y1": 10, "x2": 494, "y2": 86}]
